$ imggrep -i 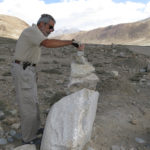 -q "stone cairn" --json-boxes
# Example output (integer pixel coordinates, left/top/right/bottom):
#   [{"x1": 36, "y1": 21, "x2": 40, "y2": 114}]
[{"x1": 40, "y1": 50, "x2": 99, "y2": 150}]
